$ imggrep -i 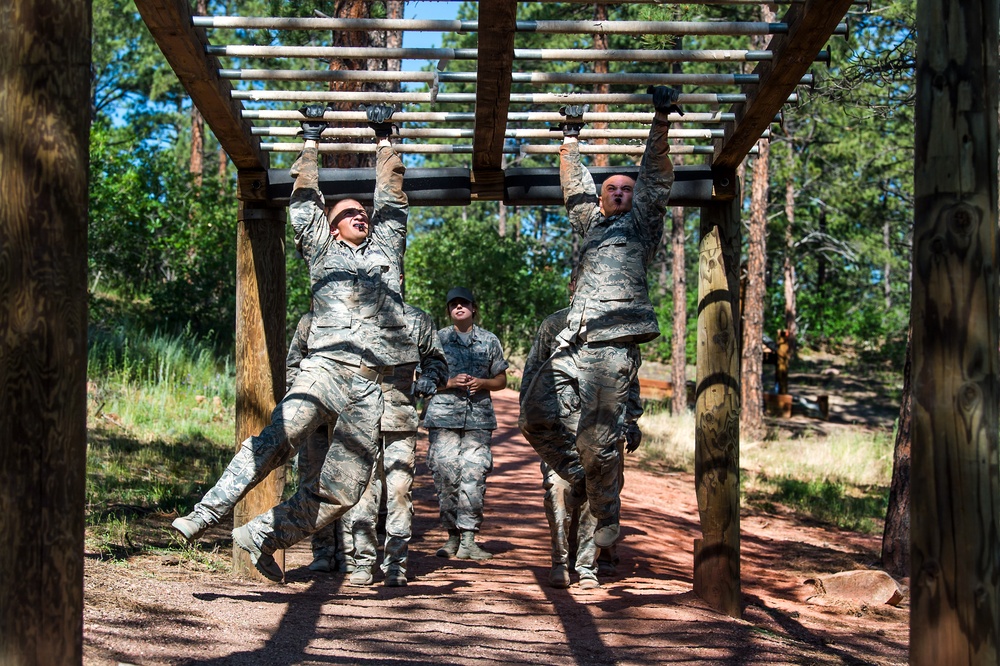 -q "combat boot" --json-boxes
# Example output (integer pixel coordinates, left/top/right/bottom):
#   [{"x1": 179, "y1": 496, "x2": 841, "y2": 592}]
[
  {"x1": 308, "y1": 556, "x2": 332, "y2": 573},
  {"x1": 349, "y1": 566, "x2": 374, "y2": 586},
  {"x1": 171, "y1": 512, "x2": 210, "y2": 543},
  {"x1": 456, "y1": 530, "x2": 493, "y2": 560},
  {"x1": 578, "y1": 574, "x2": 600, "y2": 590},
  {"x1": 232, "y1": 525, "x2": 283, "y2": 583},
  {"x1": 435, "y1": 529, "x2": 461, "y2": 558},
  {"x1": 383, "y1": 567, "x2": 407, "y2": 587},
  {"x1": 594, "y1": 522, "x2": 620, "y2": 549},
  {"x1": 549, "y1": 564, "x2": 570, "y2": 589}
]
